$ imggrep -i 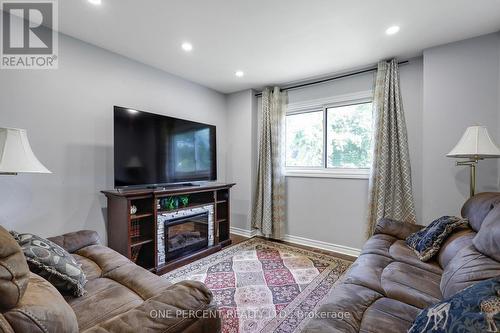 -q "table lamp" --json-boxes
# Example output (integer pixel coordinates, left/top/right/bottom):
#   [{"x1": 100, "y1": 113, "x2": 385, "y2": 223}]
[
  {"x1": 0, "y1": 127, "x2": 51, "y2": 175},
  {"x1": 447, "y1": 125, "x2": 500, "y2": 197}
]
